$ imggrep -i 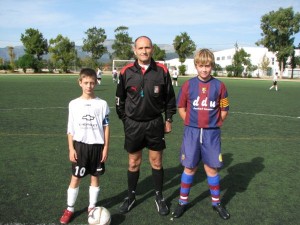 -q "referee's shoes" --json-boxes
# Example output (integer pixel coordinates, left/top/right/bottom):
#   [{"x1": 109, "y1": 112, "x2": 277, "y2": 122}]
[
  {"x1": 119, "y1": 197, "x2": 136, "y2": 214},
  {"x1": 119, "y1": 194, "x2": 169, "y2": 216},
  {"x1": 155, "y1": 194, "x2": 169, "y2": 216}
]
